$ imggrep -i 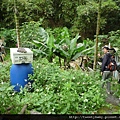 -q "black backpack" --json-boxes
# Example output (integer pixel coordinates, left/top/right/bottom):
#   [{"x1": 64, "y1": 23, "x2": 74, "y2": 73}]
[{"x1": 107, "y1": 55, "x2": 117, "y2": 71}]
